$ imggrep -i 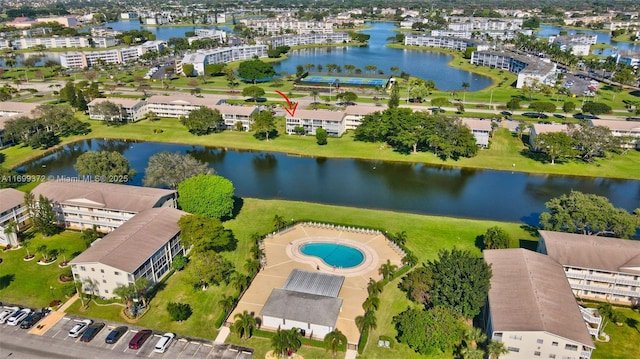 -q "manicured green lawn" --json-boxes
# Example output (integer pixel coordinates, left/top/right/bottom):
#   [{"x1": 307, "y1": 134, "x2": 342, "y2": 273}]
[
  {"x1": 225, "y1": 334, "x2": 332, "y2": 359},
  {"x1": 0, "y1": 230, "x2": 85, "y2": 308},
  {"x1": 591, "y1": 307, "x2": 640, "y2": 359}
]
